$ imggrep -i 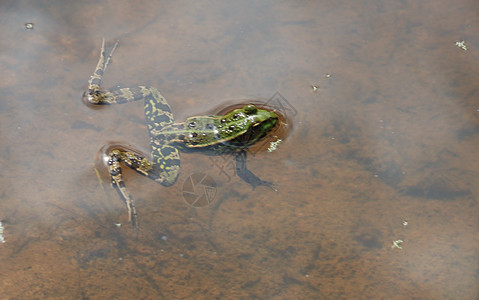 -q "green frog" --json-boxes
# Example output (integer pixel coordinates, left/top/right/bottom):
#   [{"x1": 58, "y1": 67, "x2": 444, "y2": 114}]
[{"x1": 85, "y1": 39, "x2": 279, "y2": 232}]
